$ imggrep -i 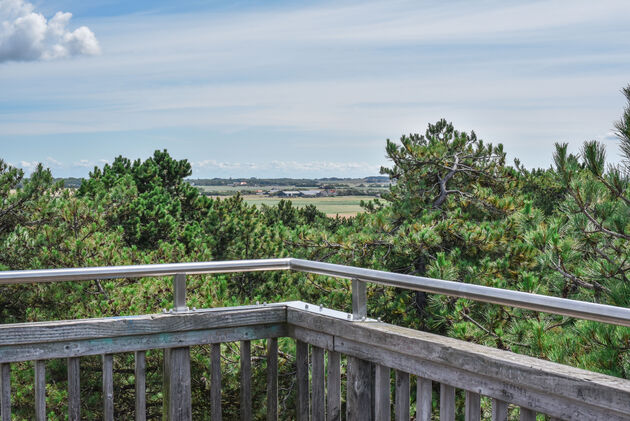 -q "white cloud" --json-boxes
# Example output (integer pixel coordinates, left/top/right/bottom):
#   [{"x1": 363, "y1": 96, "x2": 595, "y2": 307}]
[
  {"x1": 18, "y1": 160, "x2": 38, "y2": 171},
  {"x1": 0, "y1": 0, "x2": 100, "y2": 63},
  {"x1": 73, "y1": 159, "x2": 92, "y2": 167},
  {"x1": 45, "y1": 156, "x2": 63, "y2": 167}
]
